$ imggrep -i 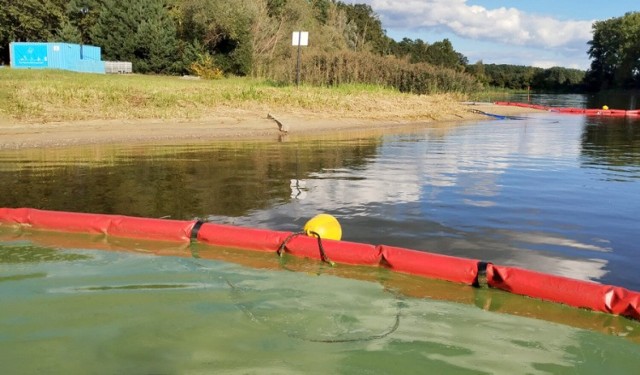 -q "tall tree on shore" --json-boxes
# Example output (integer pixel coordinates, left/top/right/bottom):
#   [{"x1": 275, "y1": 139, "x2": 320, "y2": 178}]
[
  {"x1": 336, "y1": 2, "x2": 387, "y2": 53},
  {"x1": 424, "y1": 39, "x2": 468, "y2": 69},
  {"x1": 0, "y1": 0, "x2": 66, "y2": 64},
  {"x1": 178, "y1": 0, "x2": 257, "y2": 75},
  {"x1": 53, "y1": 20, "x2": 83, "y2": 43},
  {"x1": 63, "y1": 0, "x2": 105, "y2": 45},
  {"x1": 90, "y1": 0, "x2": 143, "y2": 62},
  {"x1": 586, "y1": 12, "x2": 640, "y2": 90},
  {"x1": 135, "y1": 14, "x2": 180, "y2": 73},
  {"x1": 90, "y1": 0, "x2": 179, "y2": 73}
]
